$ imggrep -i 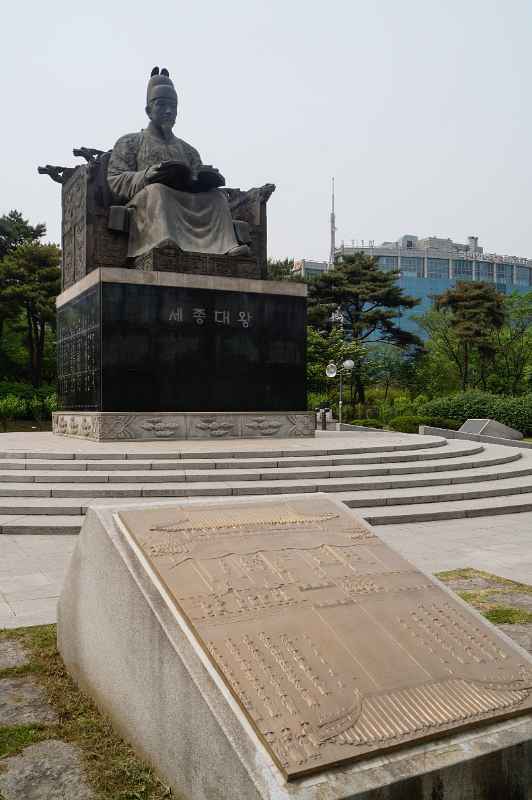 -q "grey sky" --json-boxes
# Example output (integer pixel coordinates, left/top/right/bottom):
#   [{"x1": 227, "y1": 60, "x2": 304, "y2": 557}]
[{"x1": 1, "y1": 0, "x2": 531, "y2": 261}]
